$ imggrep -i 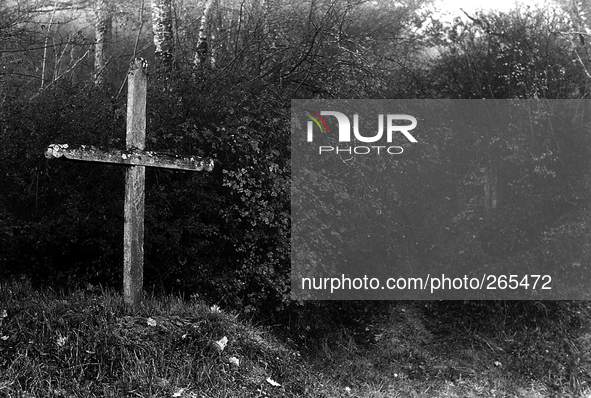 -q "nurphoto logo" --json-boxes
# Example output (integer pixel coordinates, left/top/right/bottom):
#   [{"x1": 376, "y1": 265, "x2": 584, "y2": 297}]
[{"x1": 303, "y1": 109, "x2": 418, "y2": 155}]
